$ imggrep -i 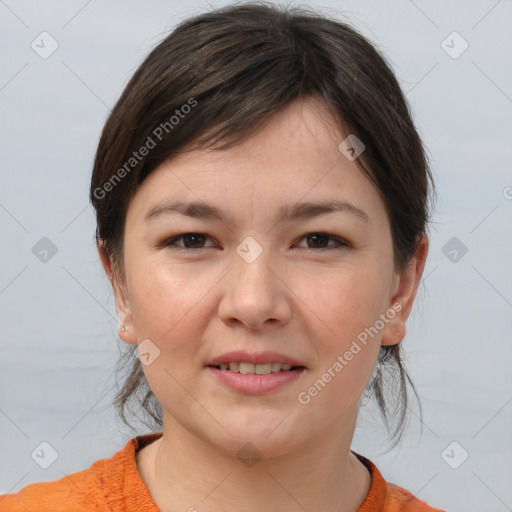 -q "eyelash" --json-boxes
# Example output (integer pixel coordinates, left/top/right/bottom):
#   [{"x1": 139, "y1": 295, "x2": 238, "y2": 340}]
[{"x1": 160, "y1": 232, "x2": 349, "y2": 252}]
